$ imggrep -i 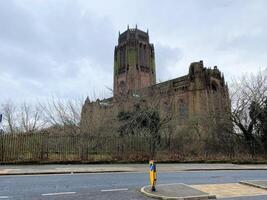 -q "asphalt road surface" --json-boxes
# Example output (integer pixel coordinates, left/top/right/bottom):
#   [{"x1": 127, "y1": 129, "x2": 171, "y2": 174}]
[{"x1": 1, "y1": 170, "x2": 267, "y2": 200}]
